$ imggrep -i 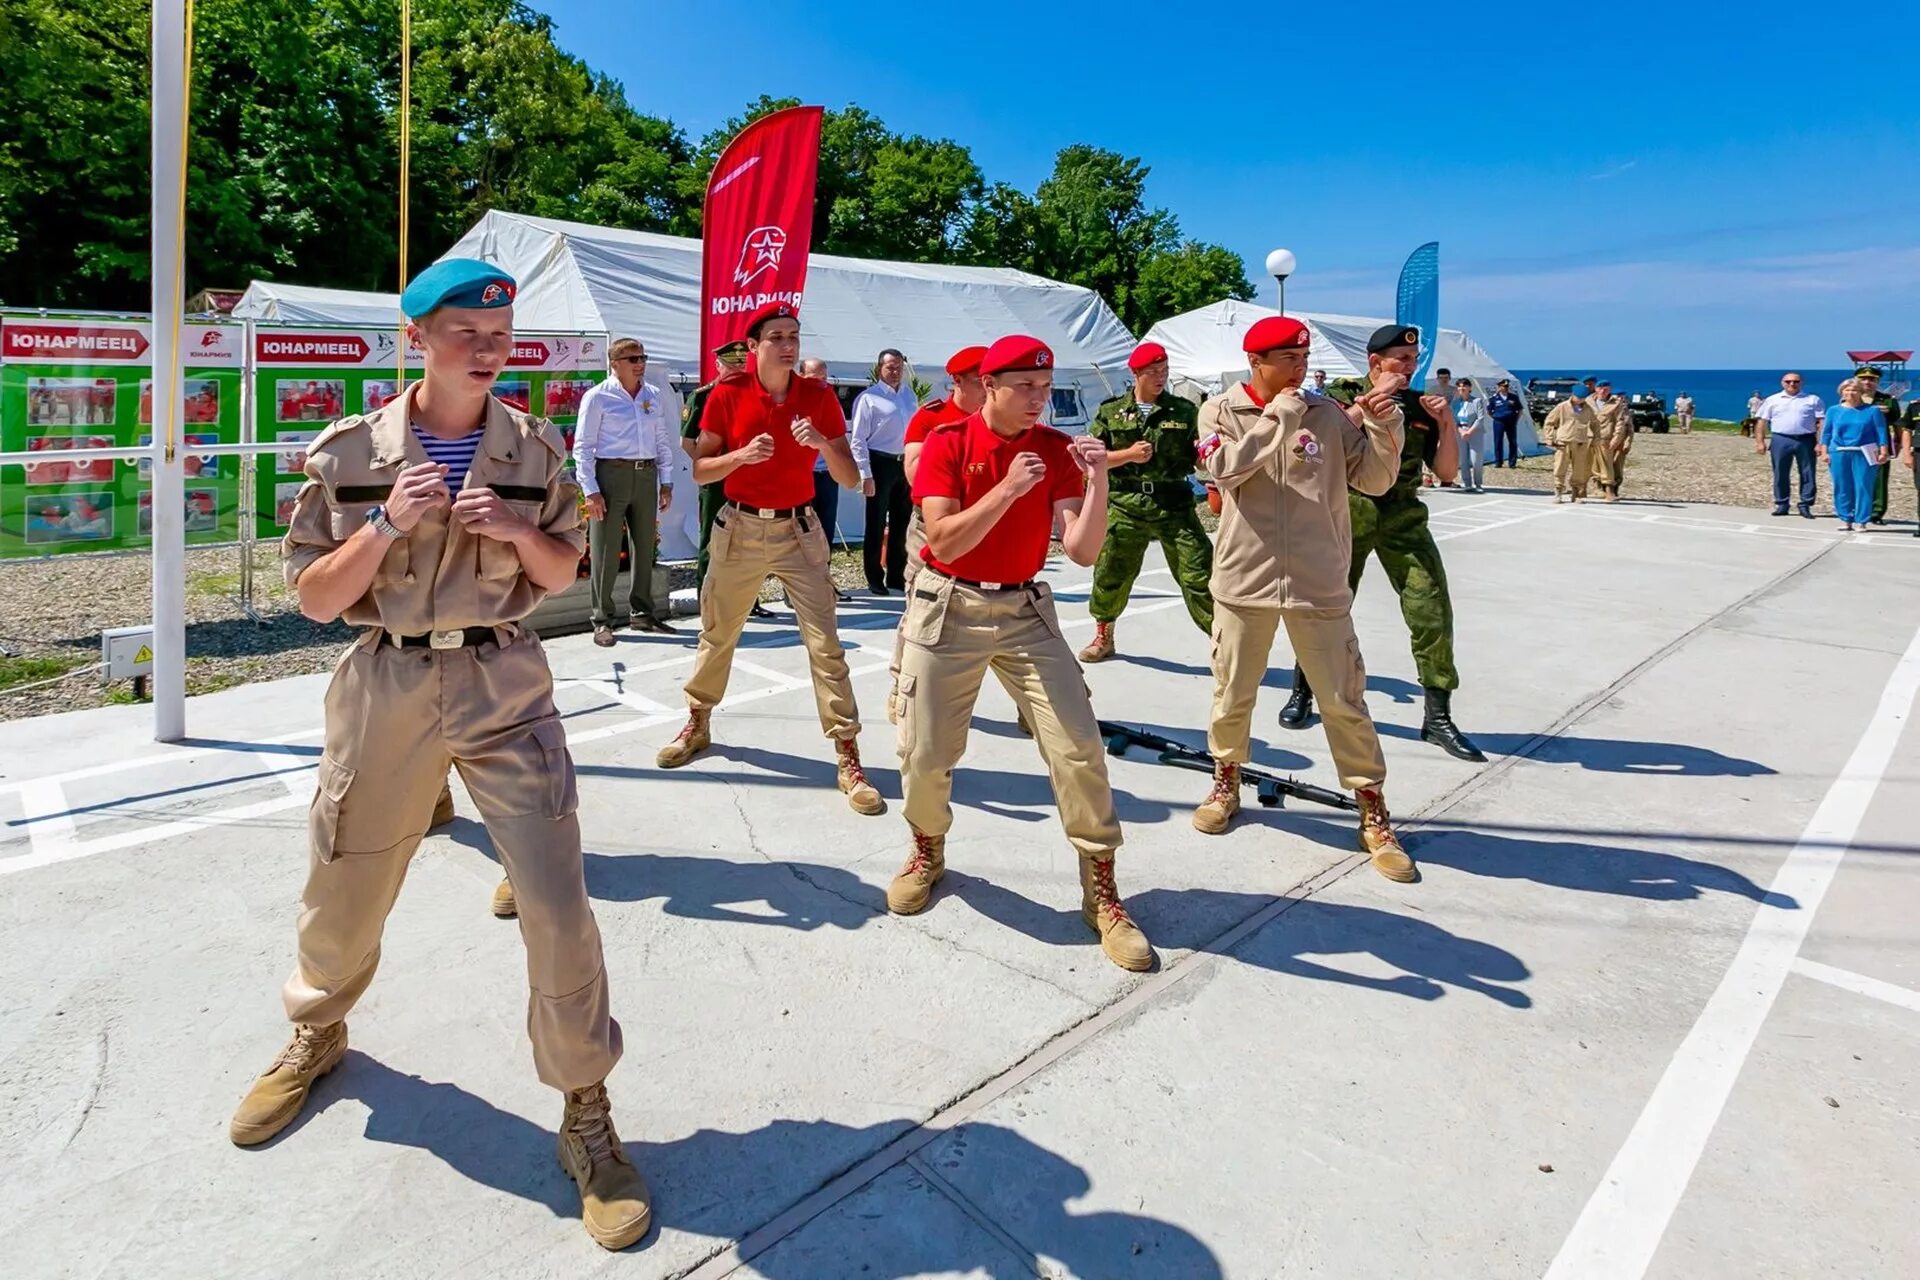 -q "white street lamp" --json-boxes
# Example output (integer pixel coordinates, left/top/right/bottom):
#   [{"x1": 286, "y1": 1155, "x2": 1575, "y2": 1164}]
[{"x1": 1264, "y1": 248, "x2": 1296, "y2": 315}]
